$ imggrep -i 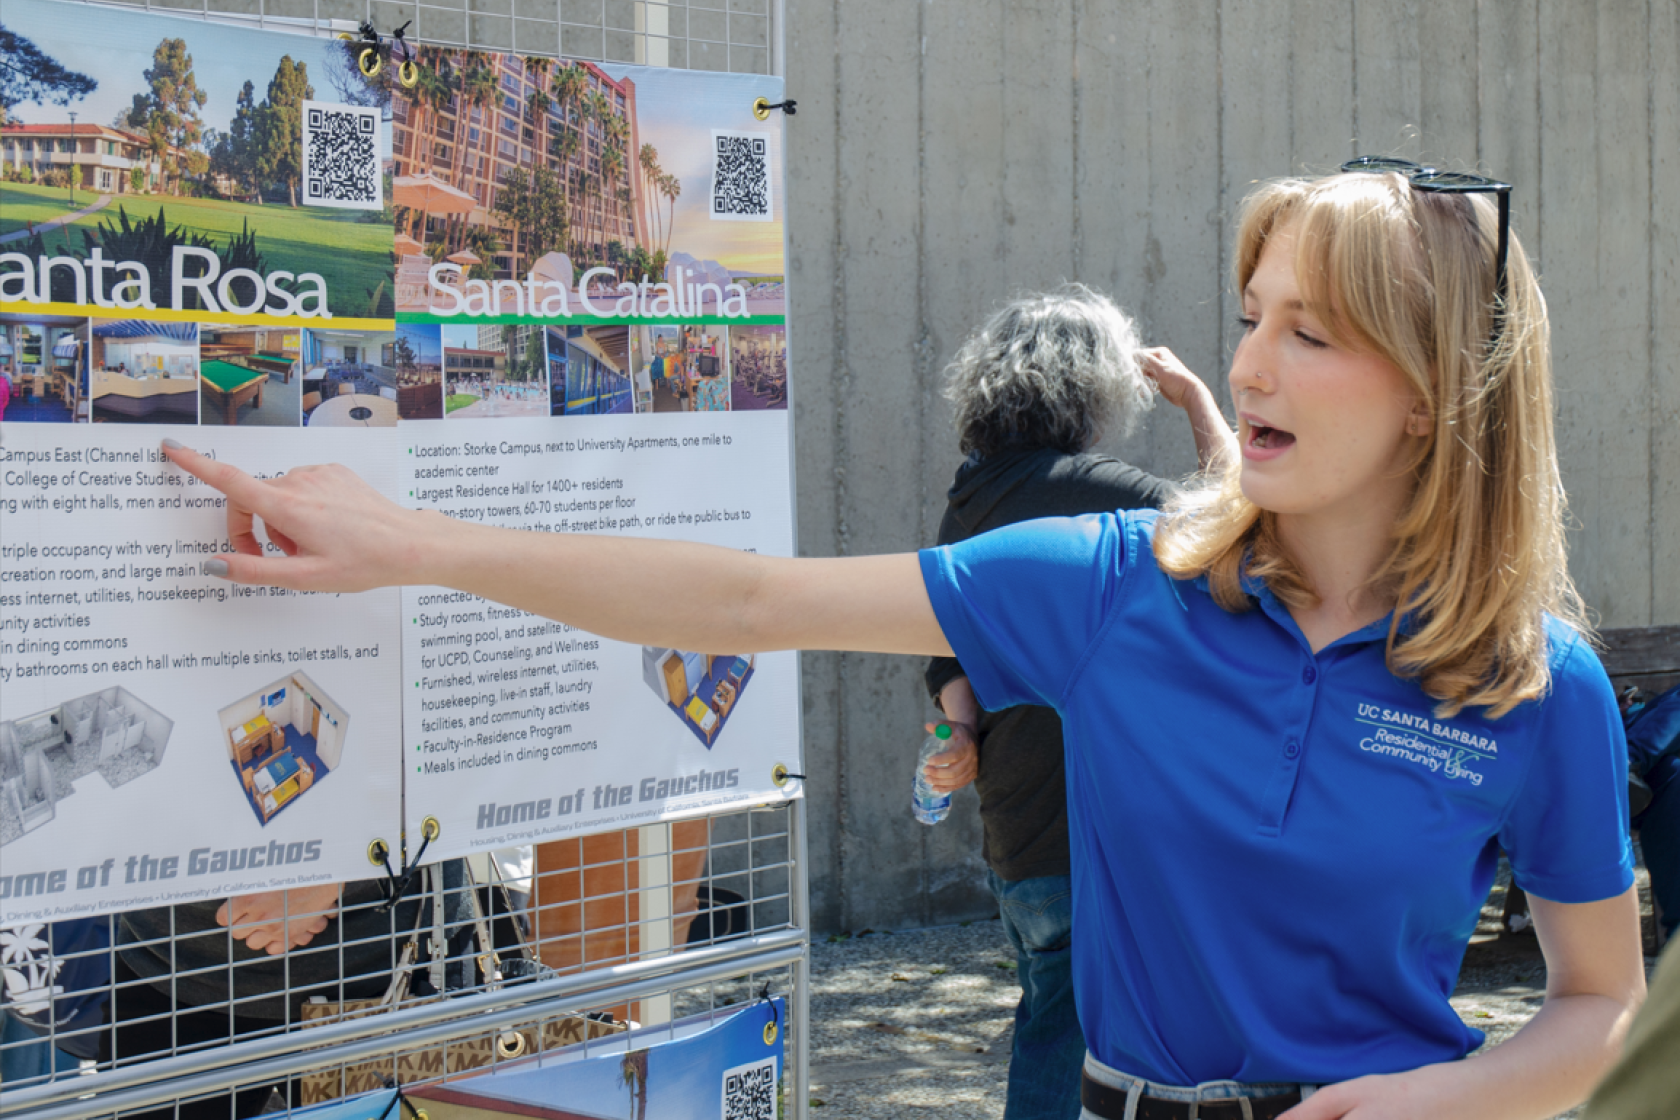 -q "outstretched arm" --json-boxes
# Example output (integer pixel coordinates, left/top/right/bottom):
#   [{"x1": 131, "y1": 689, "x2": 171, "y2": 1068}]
[{"x1": 162, "y1": 442, "x2": 952, "y2": 657}]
